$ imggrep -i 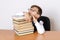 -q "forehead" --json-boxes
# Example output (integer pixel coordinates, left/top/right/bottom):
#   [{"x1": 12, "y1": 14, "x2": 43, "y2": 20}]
[{"x1": 31, "y1": 7, "x2": 38, "y2": 10}]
